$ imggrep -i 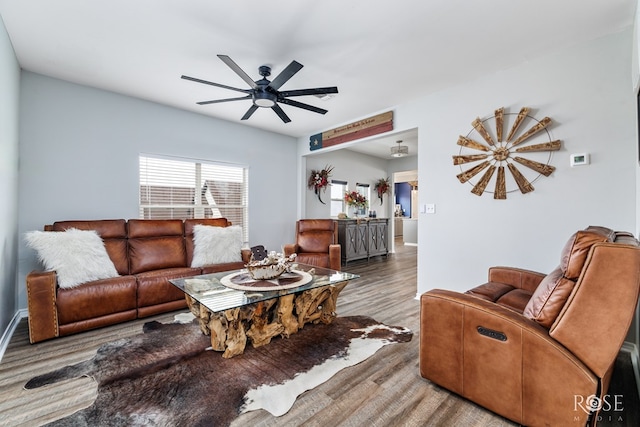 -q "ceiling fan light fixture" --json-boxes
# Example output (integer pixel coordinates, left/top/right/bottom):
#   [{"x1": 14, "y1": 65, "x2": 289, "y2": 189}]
[
  {"x1": 253, "y1": 91, "x2": 276, "y2": 108},
  {"x1": 391, "y1": 140, "x2": 409, "y2": 157}
]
